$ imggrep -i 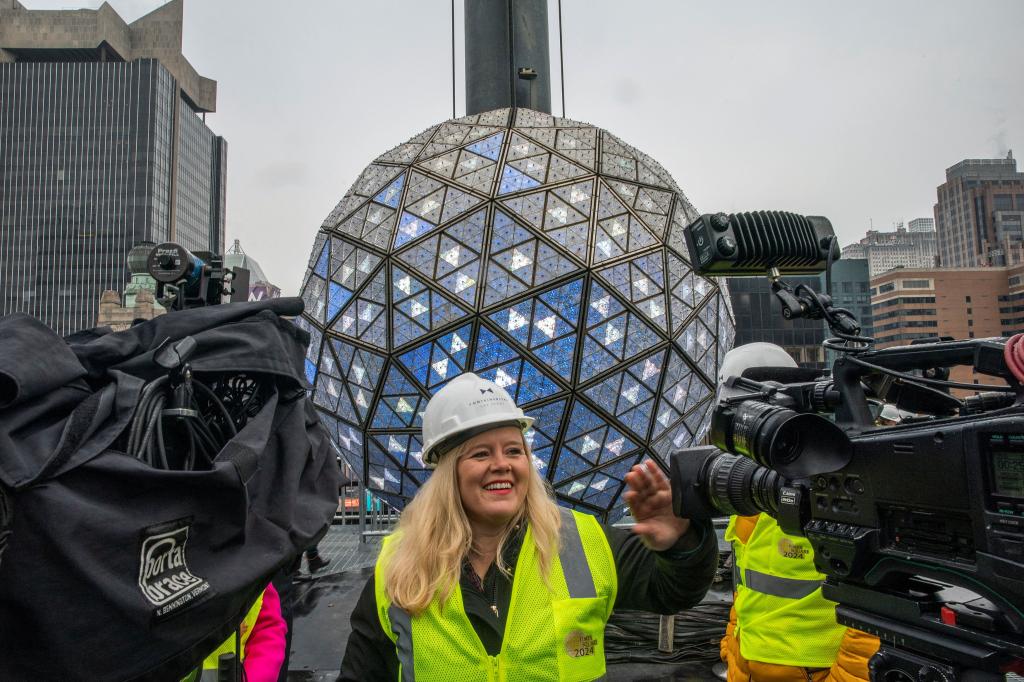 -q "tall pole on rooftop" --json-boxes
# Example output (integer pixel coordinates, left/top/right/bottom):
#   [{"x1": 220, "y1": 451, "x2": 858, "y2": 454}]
[{"x1": 465, "y1": 0, "x2": 552, "y2": 115}]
